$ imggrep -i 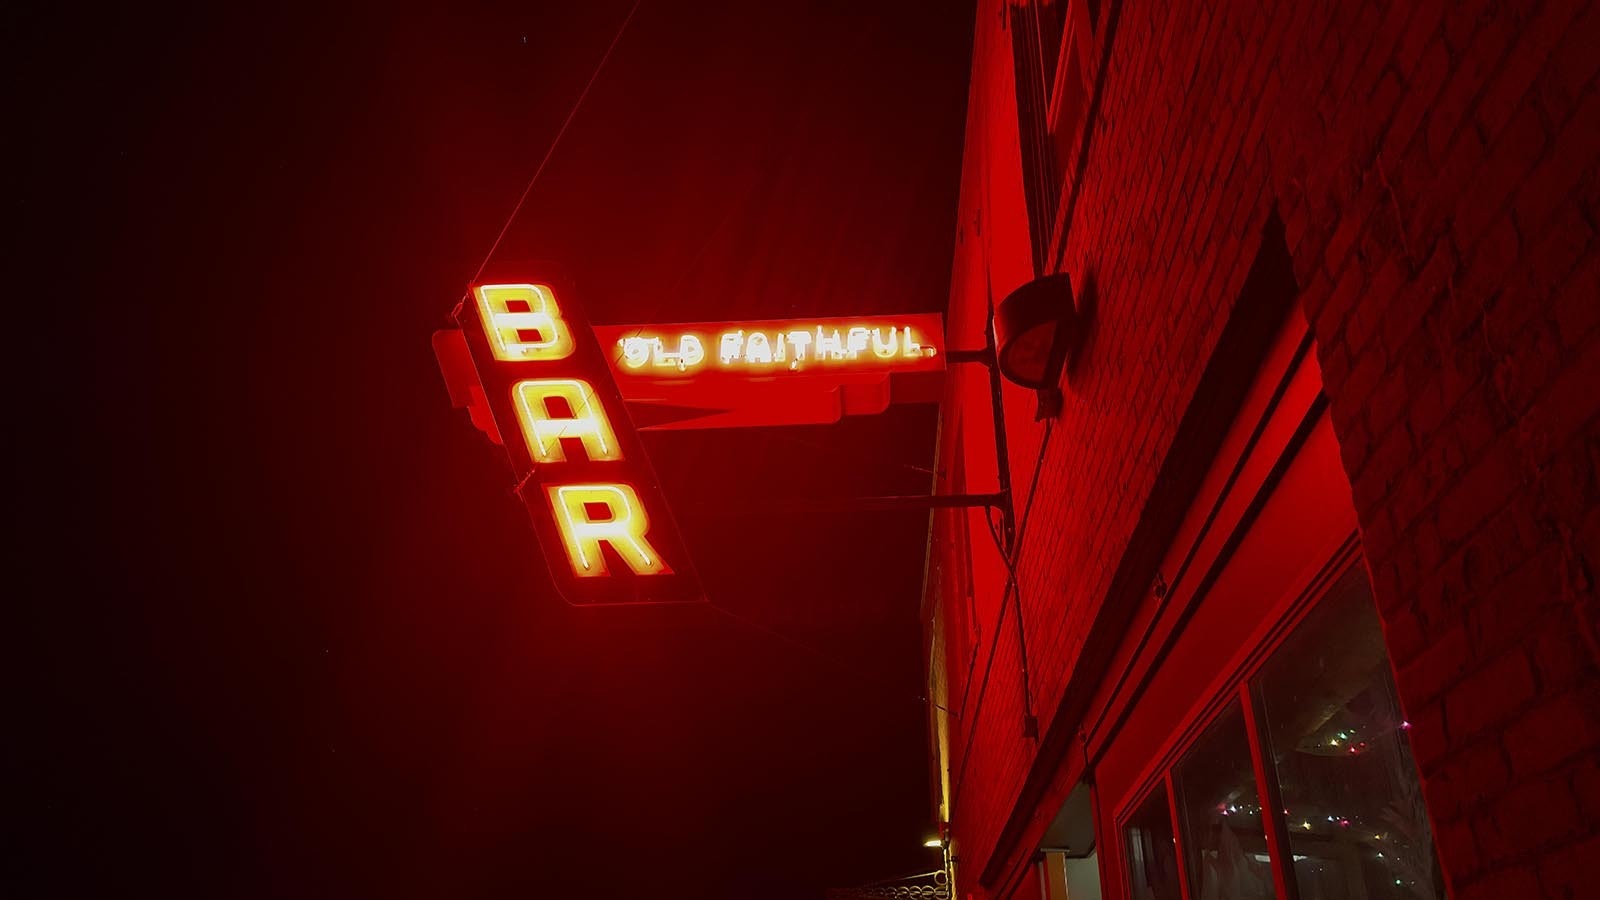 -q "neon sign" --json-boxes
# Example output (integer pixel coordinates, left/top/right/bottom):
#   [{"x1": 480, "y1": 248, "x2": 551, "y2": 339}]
[
  {"x1": 605, "y1": 320, "x2": 939, "y2": 375},
  {"x1": 596, "y1": 316, "x2": 943, "y2": 377},
  {"x1": 435, "y1": 269, "x2": 947, "y2": 603},
  {"x1": 590, "y1": 314, "x2": 945, "y2": 430},
  {"x1": 450, "y1": 266, "x2": 702, "y2": 606},
  {"x1": 474, "y1": 283, "x2": 575, "y2": 362}
]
